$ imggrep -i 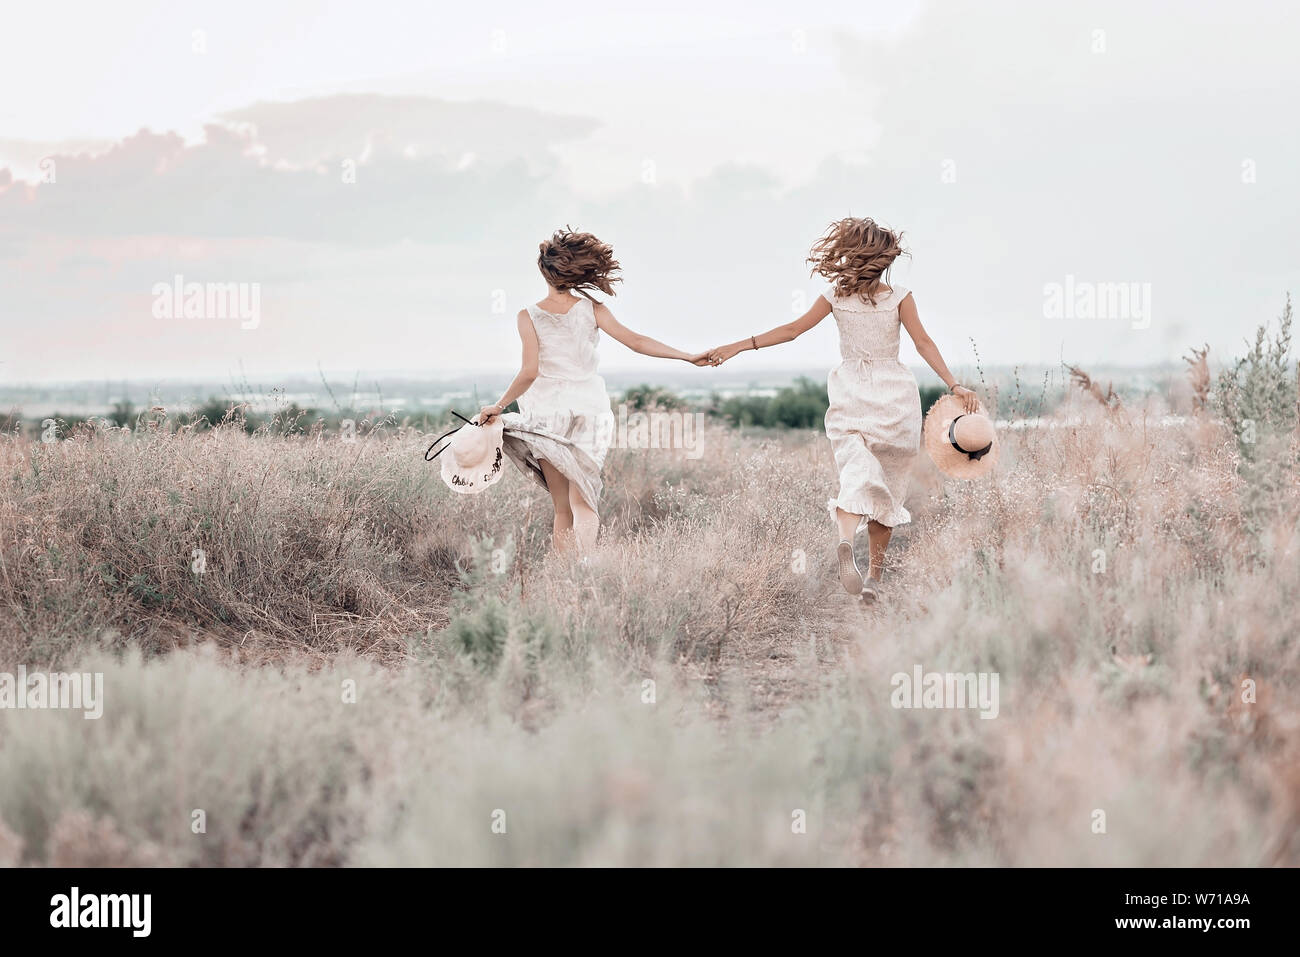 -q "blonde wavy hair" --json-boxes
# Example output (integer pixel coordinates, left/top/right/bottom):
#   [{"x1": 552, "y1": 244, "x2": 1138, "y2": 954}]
[
  {"x1": 537, "y1": 227, "x2": 621, "y2": 300},
  {"x1": 808, "y1": 217, "x2": 908, "y2": 304}
]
